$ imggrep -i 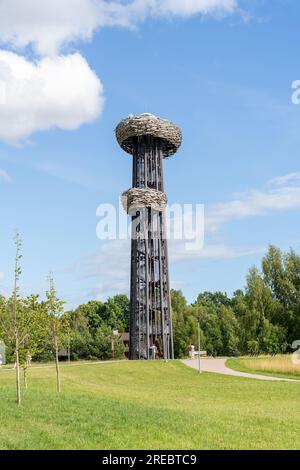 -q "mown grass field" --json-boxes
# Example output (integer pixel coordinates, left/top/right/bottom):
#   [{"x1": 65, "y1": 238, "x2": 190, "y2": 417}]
[
  {"x1": 227, "y1": 355, "x2": 300, "y2": 380},
  {"x1": 0, "y1": 360, "x2": 300, "y2": 450}
]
